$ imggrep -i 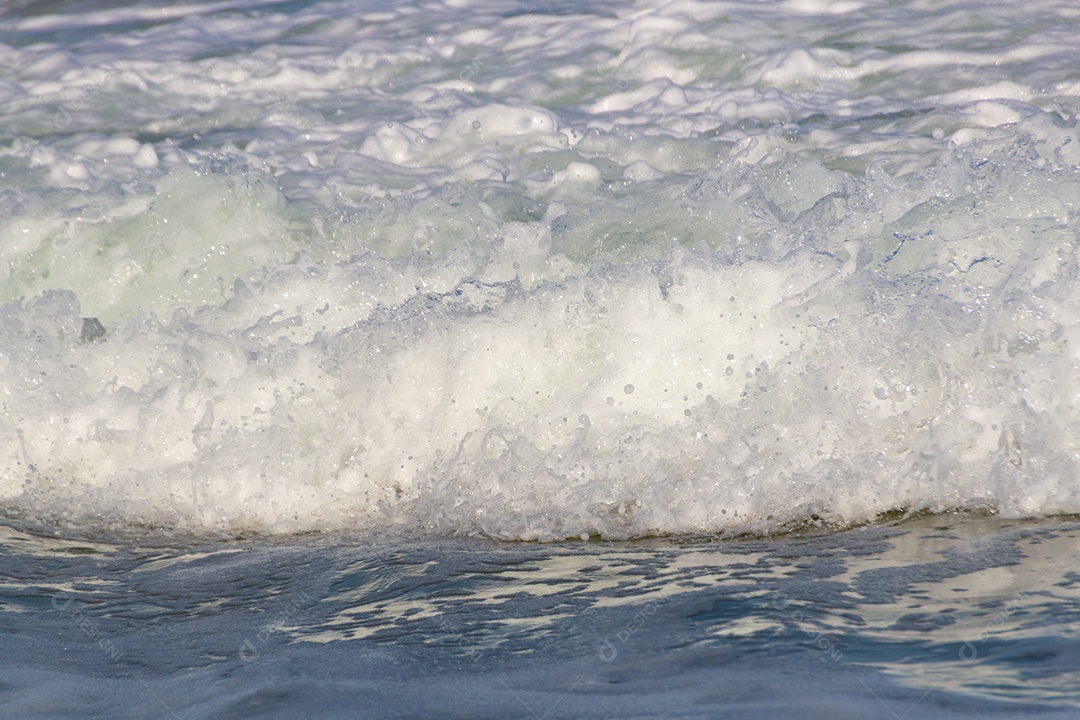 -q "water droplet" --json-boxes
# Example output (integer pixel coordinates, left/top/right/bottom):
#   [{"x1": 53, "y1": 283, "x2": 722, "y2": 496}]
[{"x1": 624, "y1": 384, "x2": 634, "y2": 394}]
